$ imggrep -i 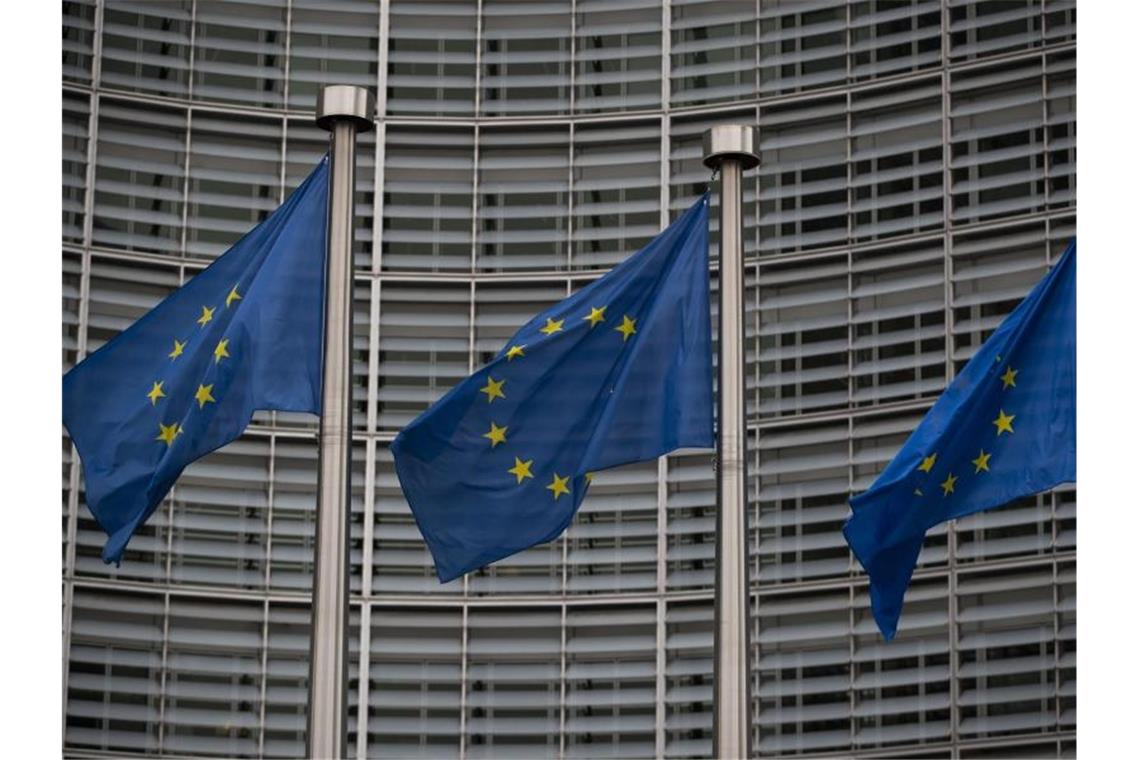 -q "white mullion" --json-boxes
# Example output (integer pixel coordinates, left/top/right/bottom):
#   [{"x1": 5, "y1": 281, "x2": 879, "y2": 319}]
[
  {"x1": 458, "y1": 604, "x2": 470, "y2": 760},
  {"x1": 355, "y1": 603, "x2": 373, "y2": 760},
  {"x1": 281, "y1": 0, "x2": 293, "y2": 109},
  {"x1": 661, "y1": 0, "x2": 671, "y2": 112},
  {"x1": 558, "y1": 601, "x2": 568, "y2": 760},
  {"x1": 362, "y1": 279, "x2": 381, "y2": 592},
  {"x1": 264, "y1": 430, "x2": 278, "y2": 591},
  {"x1": 569, "y1": 0, "x2": 577, "y2": 115},
  {"x1": 156, "y1": 590, "x2": 172, "y2": 753},
  {"x1": 179, "y1": 99, "x2": 194, "y2": 254},
  {"x1": 63, "y1": 1, "x2": 107, "y2": 735},
  {"x1": 567, "y1": 121, "x2": 575, "y2": 271},
  {"x1": 377, "y1": 0, "x2": 391, "y2": 119},
  {"x1": 940, "y1": 4, "x2": 962, "y2": 745},
  {"x1": 371, "y1": 122, "x2": 386, "y2": 276},
  {"x1": 257, "y1": 597, "x2": 271, "y2": 757},
  {"x1": 470, "y1": 122, "x2": 481, "y2": 274},
  {"x1": 474, "y1": 0, "x2": 484, "y2": 117}
]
